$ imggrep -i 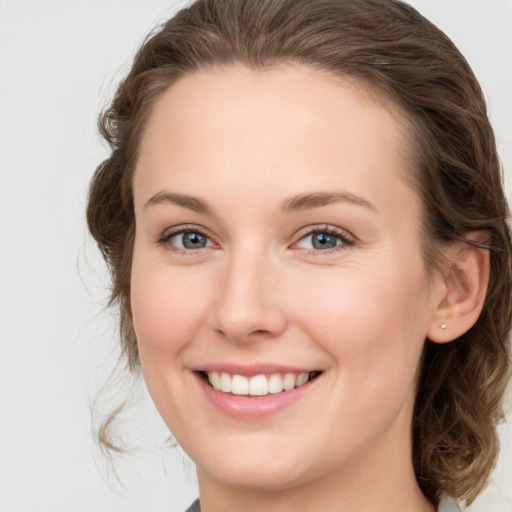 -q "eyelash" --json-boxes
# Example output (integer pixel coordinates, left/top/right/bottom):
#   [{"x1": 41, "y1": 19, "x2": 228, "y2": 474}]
[
  {"x1": 158, "y1": 225, "x2": 215, "y2": 255},
  {"x1": 292, "y1": 225, "x2": 355, "y2": 255},
  {"x1": 158, "y1": 224, "x2": 355, "y2": 255}
]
